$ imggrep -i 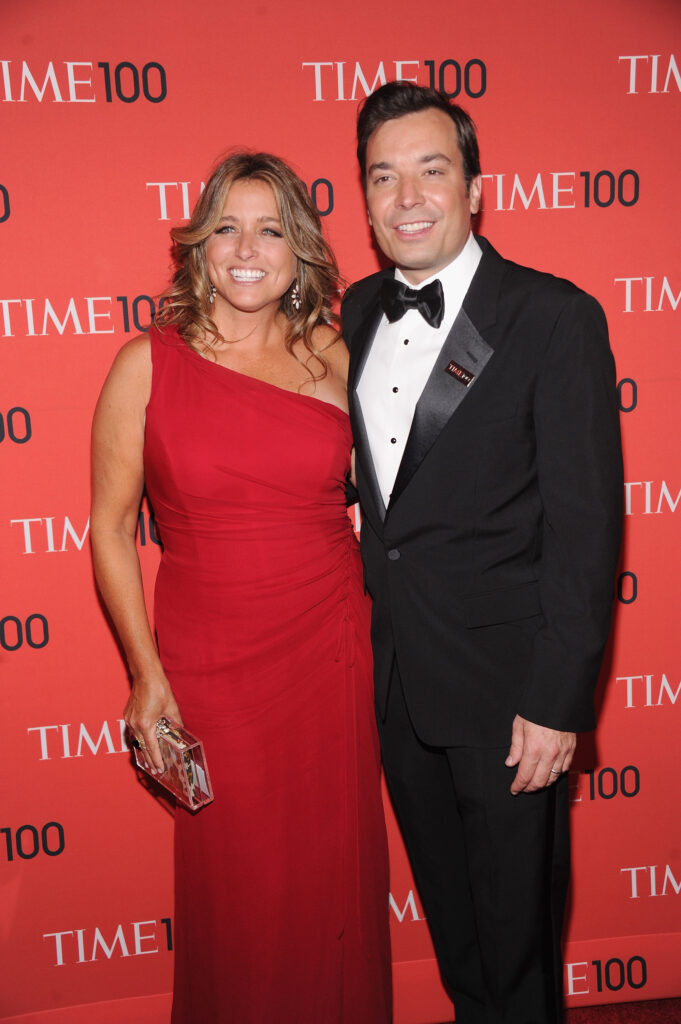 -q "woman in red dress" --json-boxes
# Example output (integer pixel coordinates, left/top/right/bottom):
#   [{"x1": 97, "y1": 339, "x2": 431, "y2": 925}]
[{"x1": 90, "y1": 152, "x2": 391, "y2": 1023}]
